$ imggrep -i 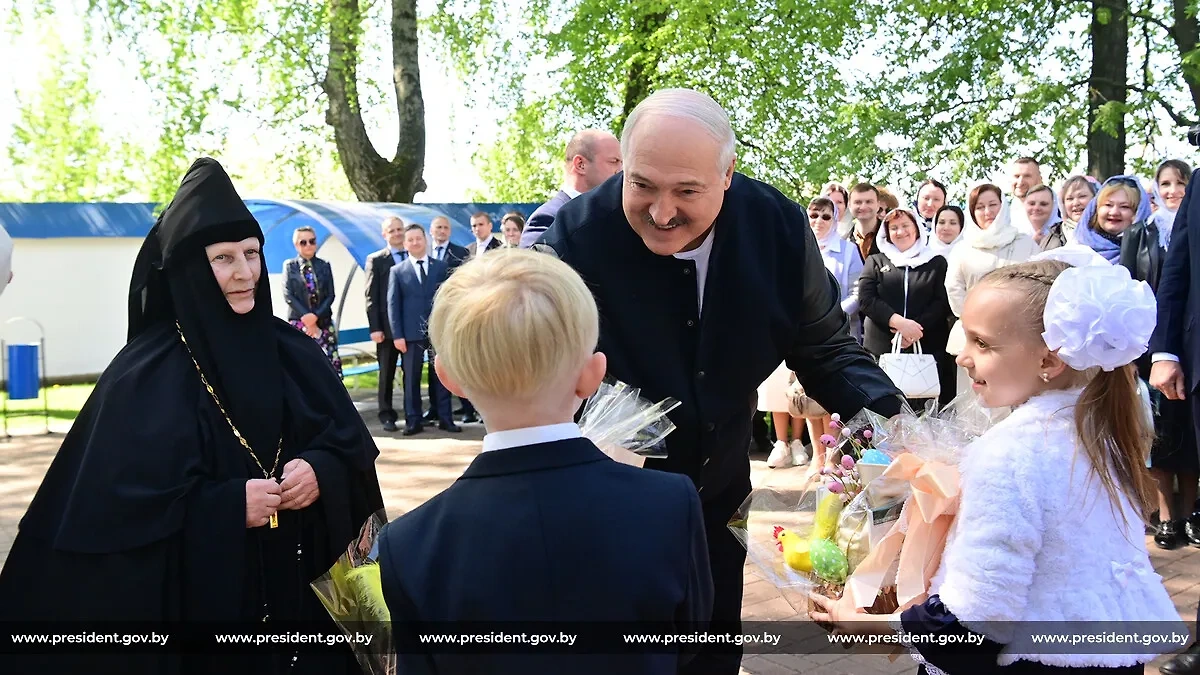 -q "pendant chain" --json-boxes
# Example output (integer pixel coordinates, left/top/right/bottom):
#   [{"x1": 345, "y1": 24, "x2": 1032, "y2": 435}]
[{"x1": 174, "y1": 321, "x2": 282, "y2": 479}]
